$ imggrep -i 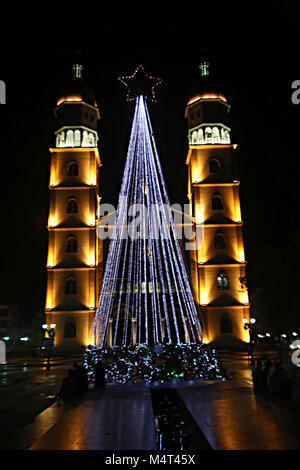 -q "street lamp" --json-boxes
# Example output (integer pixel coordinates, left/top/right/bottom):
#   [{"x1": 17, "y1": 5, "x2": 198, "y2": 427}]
[
  {"x1": 42, "y1": 323, "x2": 56, "y2": 342},
  {"x1": 243, "y1": 317, "x2": 256, "y2": 362},
  {"x1": 42, "y1": 324, "x2": 56, "y2": 370},
  {"x1": 243, "y1": 317, "x2": 256, "y2": 333}
]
